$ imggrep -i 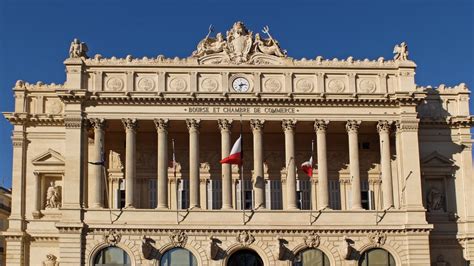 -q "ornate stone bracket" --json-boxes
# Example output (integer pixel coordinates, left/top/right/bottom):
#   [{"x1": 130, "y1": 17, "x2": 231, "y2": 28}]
[
  {"x1": 338, "y1": 235, "x2": 355, "y2": 260},
  {"x1": 209, "y1": 236, "x2": 221, "y2": 260}
]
